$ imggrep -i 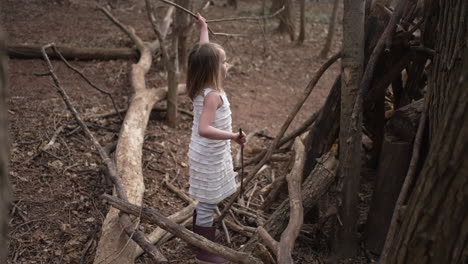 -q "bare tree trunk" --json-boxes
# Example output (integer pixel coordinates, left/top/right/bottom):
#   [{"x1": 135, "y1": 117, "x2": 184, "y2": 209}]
[
  {"x1": 0, "y1": 29, "x2": 11, "y2": 264},
  {"x1": 385, "y1": 1, "x2": 468, "y2": 263},
  {"x1": 167, "y1": 23, "x2": 179, "y2": 128},
  {"x1": 297, "y1": 0, "x2": 306, "y2": 44},
  {"x1": 333, "y1": 0, "x2": 365, "y2": 258},
  {"x1": 176, "y1": 0, "x2": 192, "y2": 73},
  {"x1": 275, "y1": 0, "x2": 295, "y2": 41},
  {"x1": 319, "y1": 0, "x2": 340, "y2": 58}
]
